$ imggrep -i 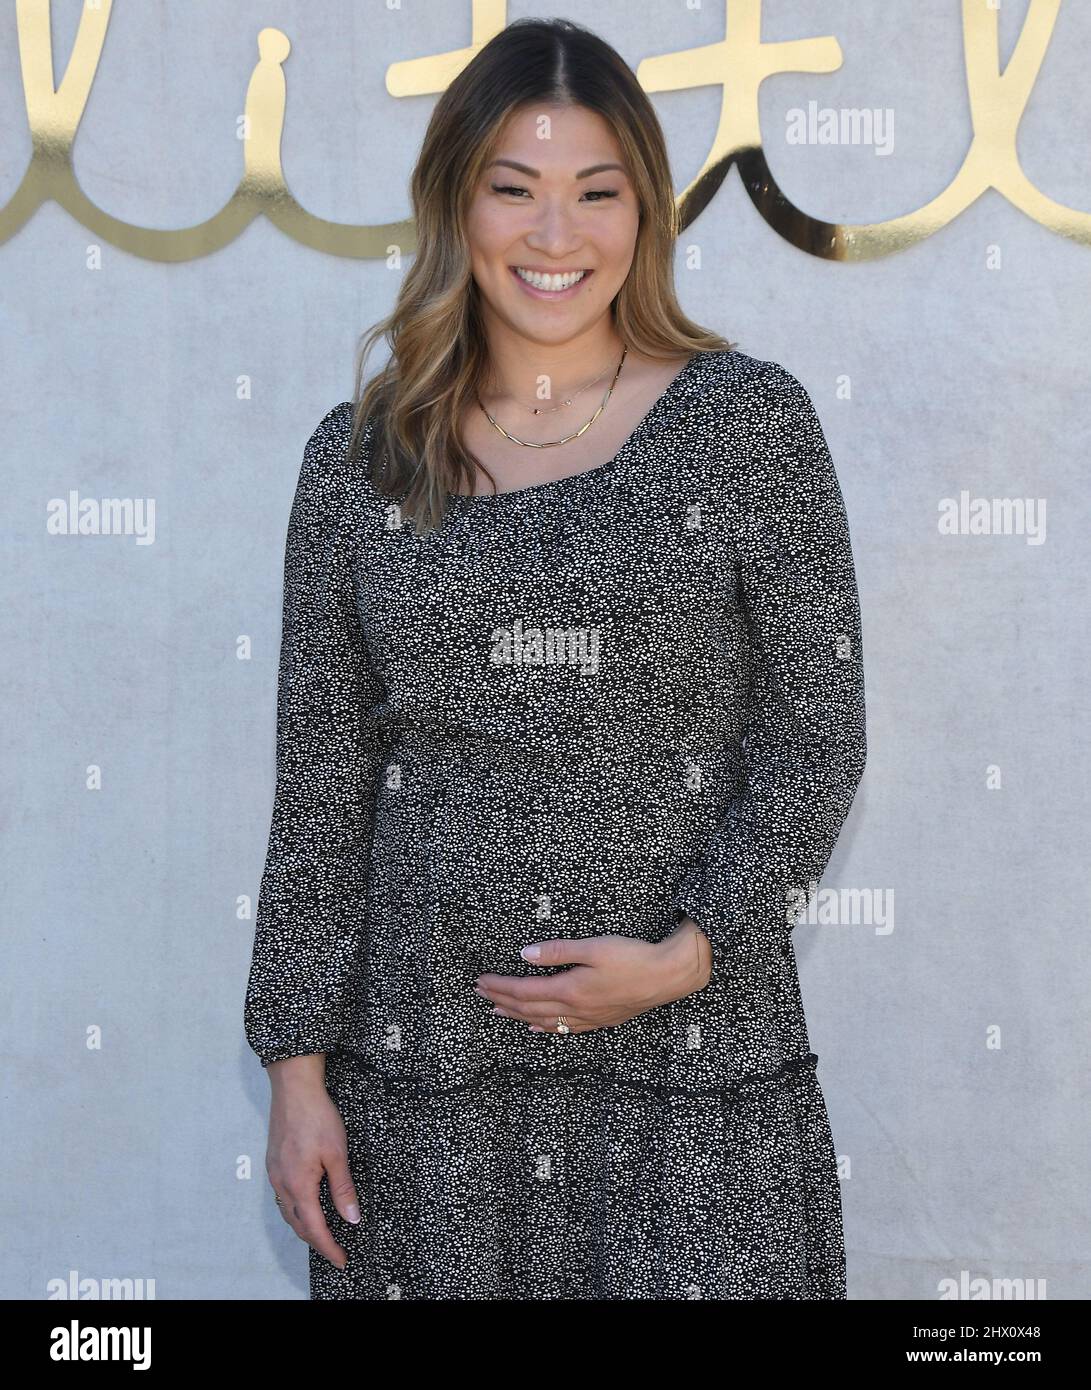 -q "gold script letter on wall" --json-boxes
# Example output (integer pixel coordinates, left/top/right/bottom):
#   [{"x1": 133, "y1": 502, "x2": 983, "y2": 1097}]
[{"x1": 1, "y1": 0, "x2": 1086, "y2": 263}]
